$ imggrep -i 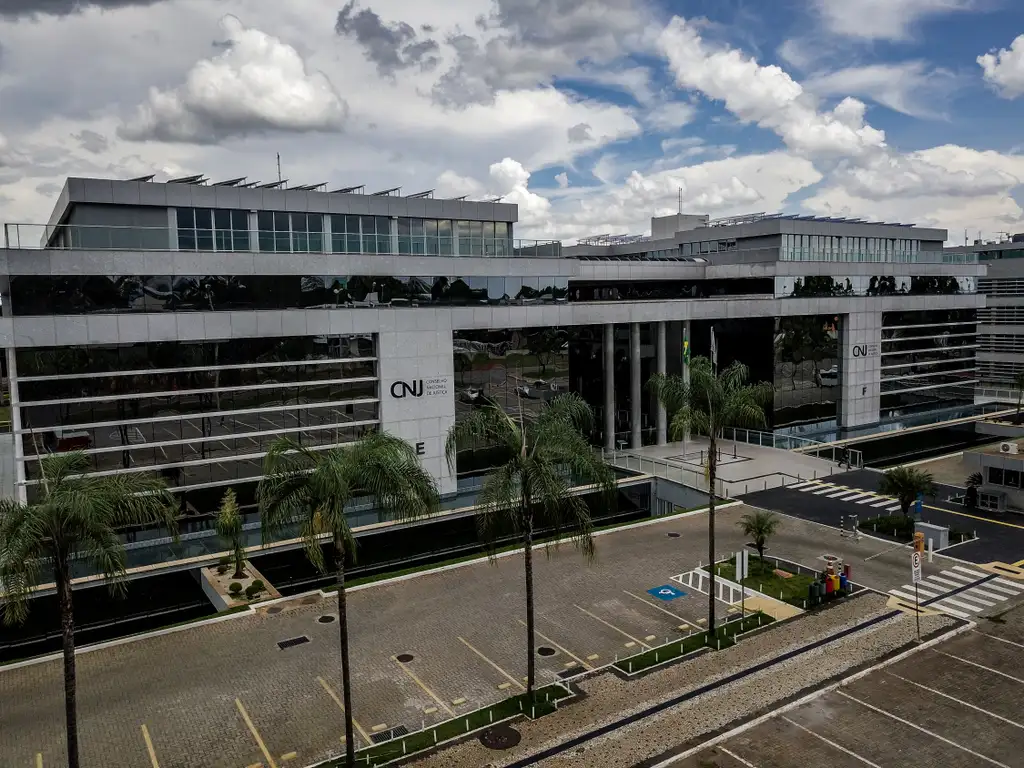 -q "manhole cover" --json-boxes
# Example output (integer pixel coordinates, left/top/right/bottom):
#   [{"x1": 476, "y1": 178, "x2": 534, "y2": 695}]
[
  {"x1": 317, "y1": 615, "x2": 336, "y2": 624},
  {"x1": 277, "y1": 636, "x2": 310, "y2": 650},
  {"x1": 396, "y1": 653, "x2": 415, "y2": 663},
  {"x1": 266, "y1": 606, "x2": 283, "y2": 615},
  {"x1": 537, "y1": 646, "x2": 557, "y2": 657},
  {"x1": 479, "y1": 724, "x2": 521, "y2": 750},
  {"x1": 667, "y1": 532, "x2": 681, "y2": 538}
]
